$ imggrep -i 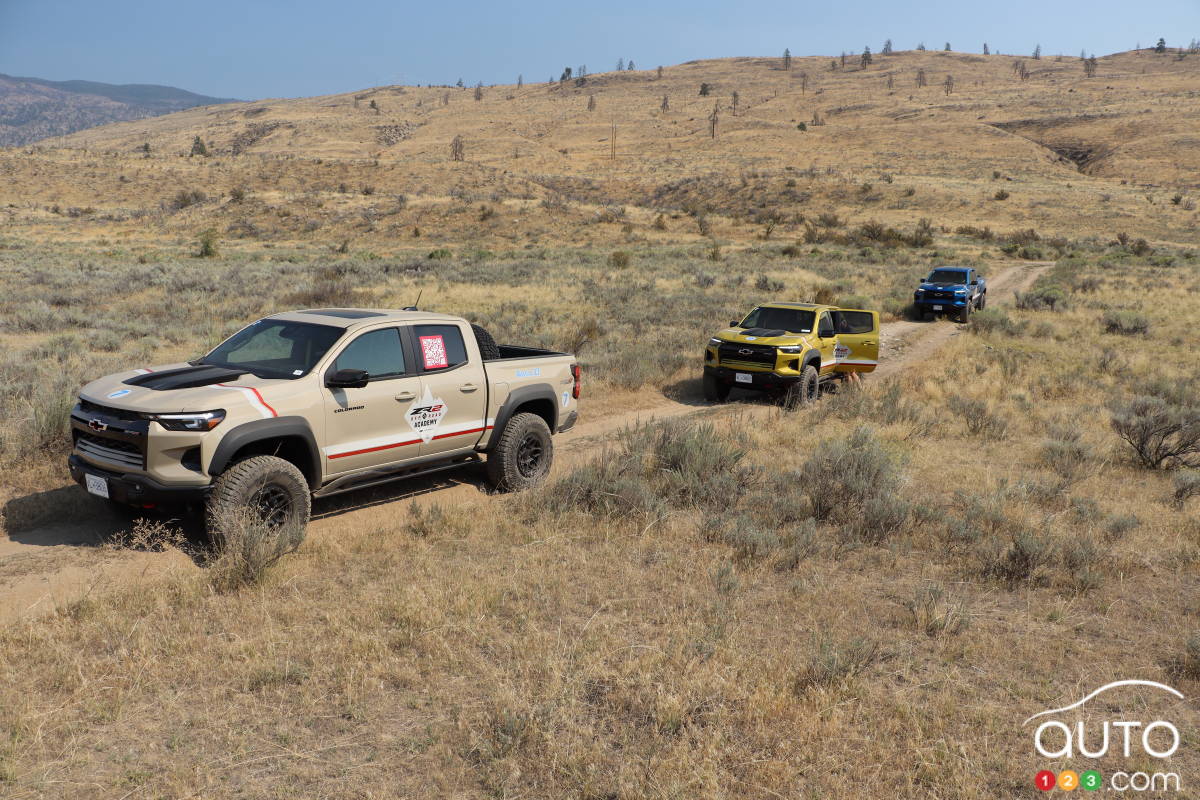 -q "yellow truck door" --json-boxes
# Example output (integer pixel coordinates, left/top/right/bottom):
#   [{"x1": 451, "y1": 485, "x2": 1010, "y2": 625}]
[
  {"x1": 831, "y1": 309, "x2": 879, "y2": 373},
  {"x1": 815, "y1": 311, "x2": 838, "y2": 375}
]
